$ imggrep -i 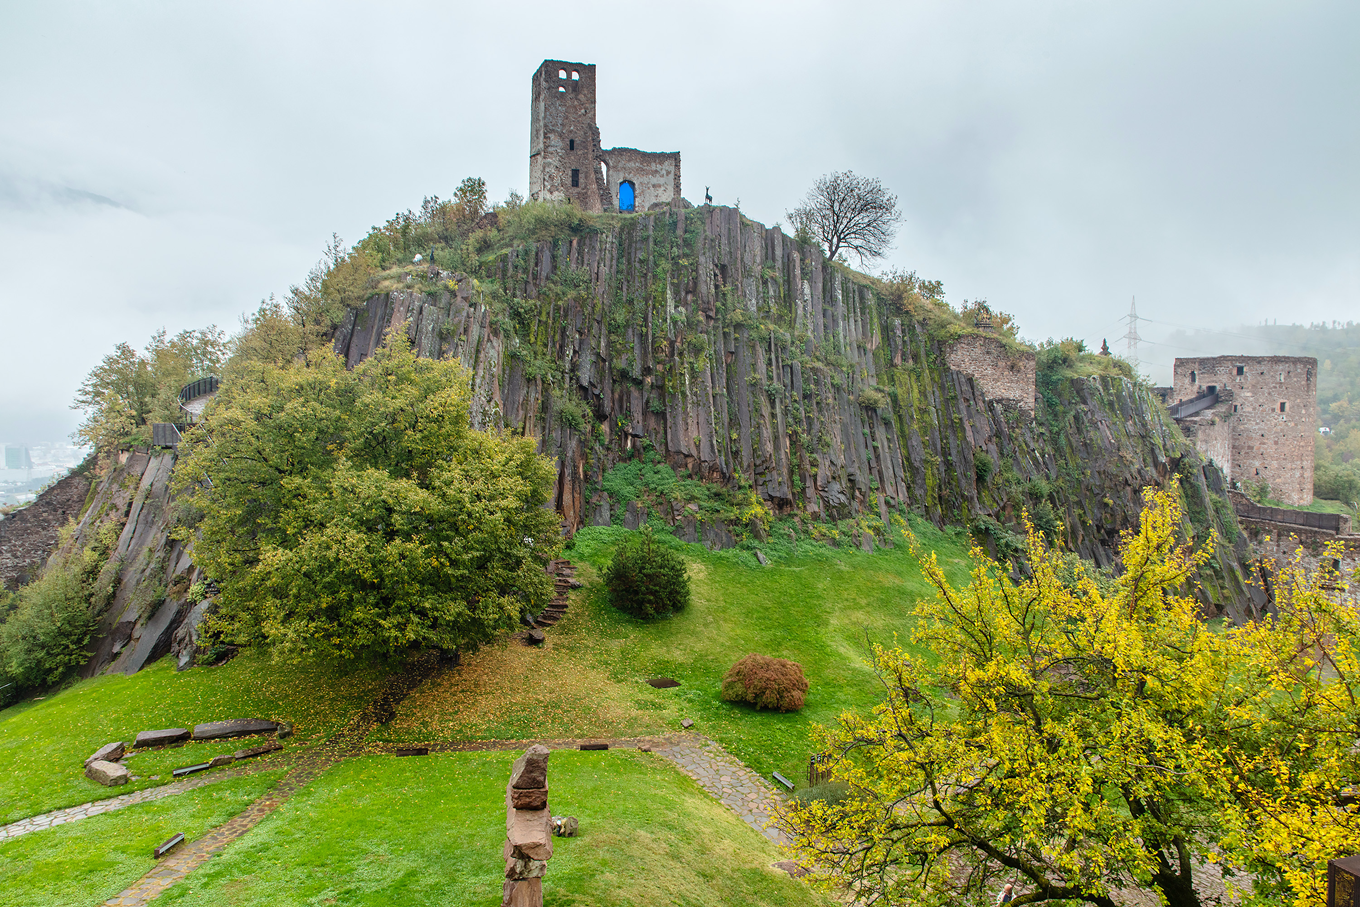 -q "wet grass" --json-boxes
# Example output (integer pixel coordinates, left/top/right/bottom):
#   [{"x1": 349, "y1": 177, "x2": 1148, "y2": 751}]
[
  {"x1": 0, "y1": 652, "x2": 389, "y2": 823},
  {"x1": 155, "y1": 751, "x2": 823, "y2": 907},
  {"x1": 0, "y1": 769, "x2": 284, "y2": 907},
  {"x1": 380, "y1": 519, "x2": 972, "y2": 788}
]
